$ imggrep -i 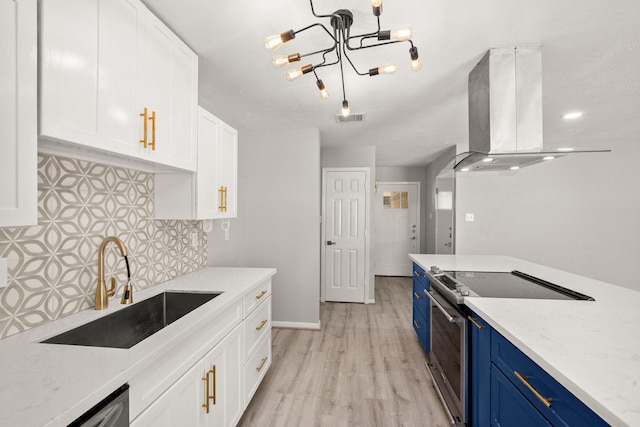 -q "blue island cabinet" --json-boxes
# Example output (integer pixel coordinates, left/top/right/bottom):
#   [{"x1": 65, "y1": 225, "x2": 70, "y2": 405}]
[
  {"x1": 469, "y1": 312, "x2": 608, "y2": 427},
  {"x1": 412, "y1": 263, "x2": 430, "y2": 353}
]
